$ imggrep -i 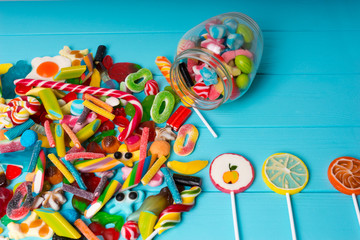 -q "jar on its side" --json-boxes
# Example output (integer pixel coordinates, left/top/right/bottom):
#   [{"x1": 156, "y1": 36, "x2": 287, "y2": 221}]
[{"x1": 170, "y1": 12, "x2": 263, "y2": 110}]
